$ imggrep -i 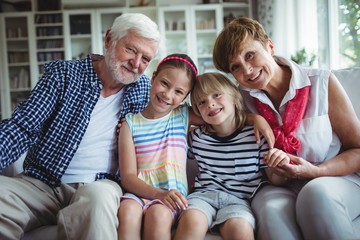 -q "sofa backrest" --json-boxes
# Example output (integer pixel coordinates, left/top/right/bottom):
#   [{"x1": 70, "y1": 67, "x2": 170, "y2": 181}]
[{"x1": 333, "y1": 67, "x2": 360, "y2": 118}]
